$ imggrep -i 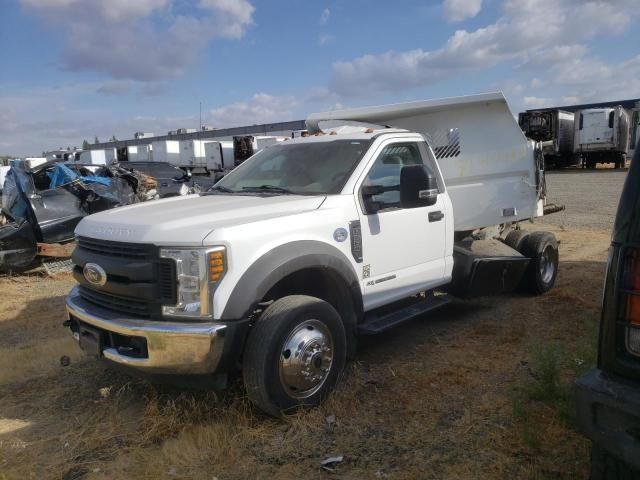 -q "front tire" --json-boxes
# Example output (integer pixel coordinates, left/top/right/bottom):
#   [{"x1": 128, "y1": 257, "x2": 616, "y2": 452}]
[{"x1": 242, "y1": 295, "x2": 347, "y2": 417}]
